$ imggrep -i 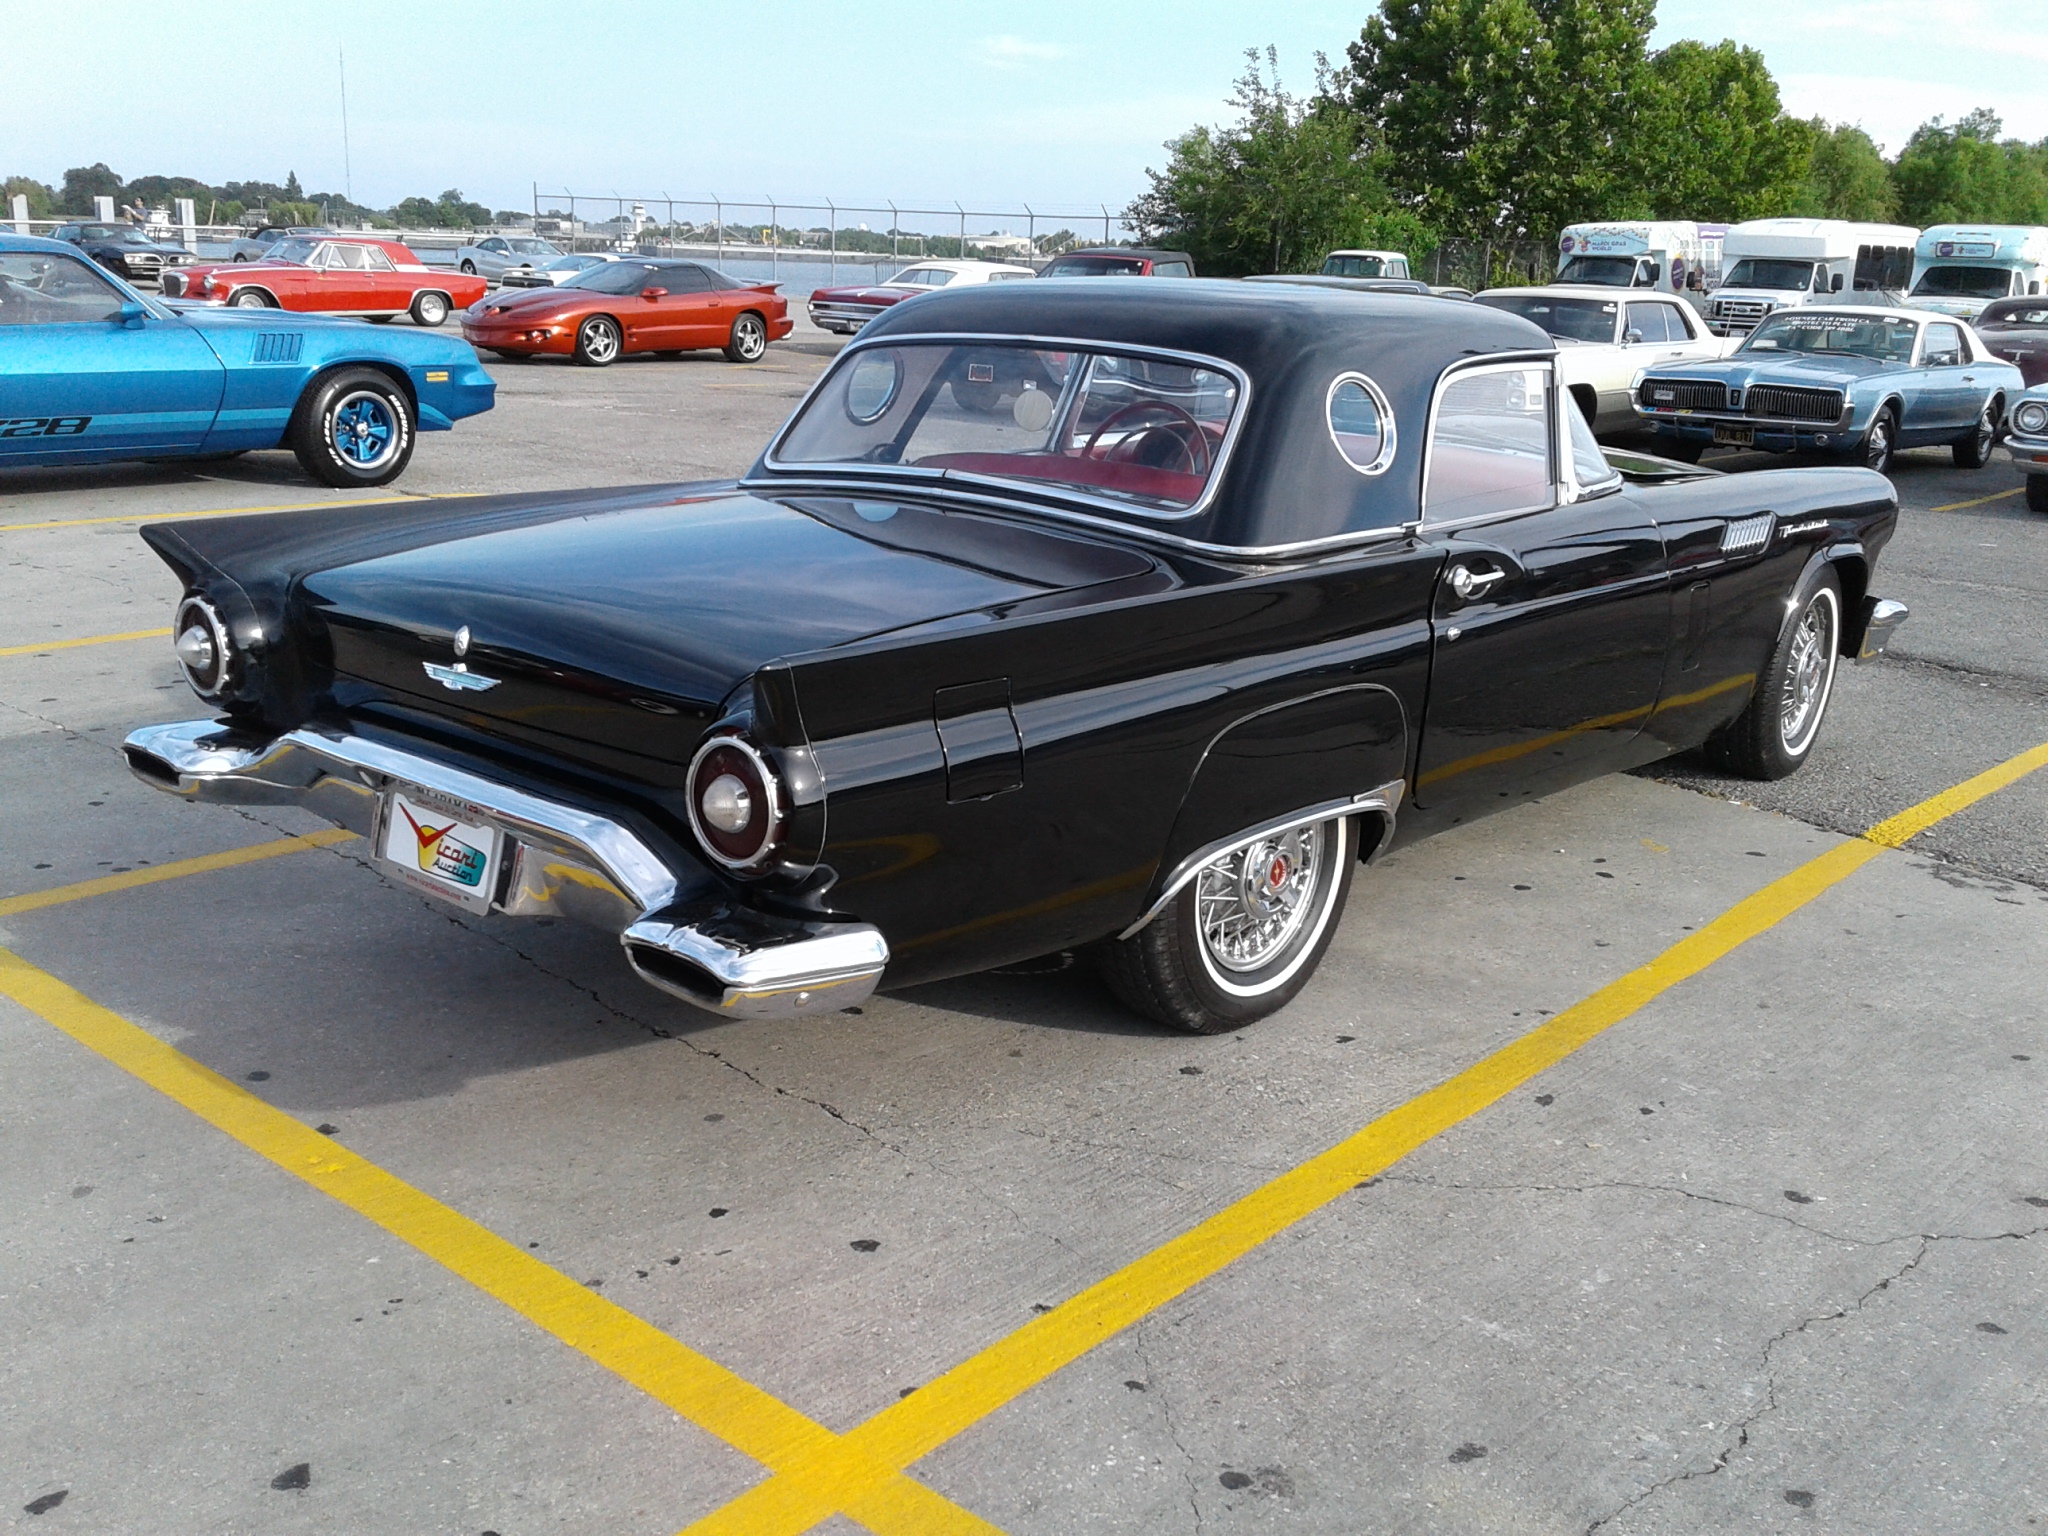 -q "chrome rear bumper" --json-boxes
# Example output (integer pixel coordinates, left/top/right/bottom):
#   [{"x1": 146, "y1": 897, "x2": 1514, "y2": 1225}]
[
  {"x1": 1857, "y1": 597, "x2": 1909, "y2": 661},
  {"x1": 122, "y1": 719, "x2": 887, "y2": 1019}
]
